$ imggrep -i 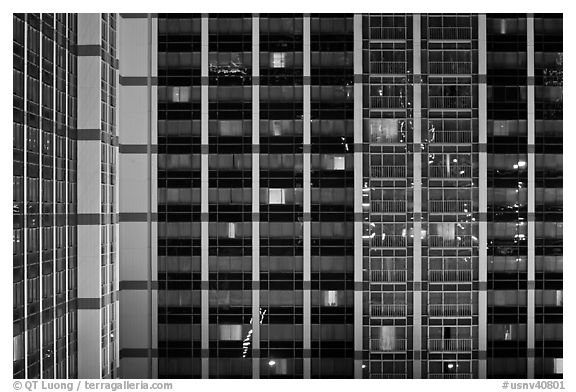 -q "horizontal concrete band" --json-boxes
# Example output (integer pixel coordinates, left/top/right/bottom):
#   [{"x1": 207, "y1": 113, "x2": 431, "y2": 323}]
[
  {"x1": 120, "y1": 143, "x2": 545, "y2": 154},
  {"x1": 119, "y1": 213, "x2": 157, "y2": 222},
  {"x1": 119, "y1": 13, "x2": 157, "y2": 19},
  {"x1": 120, "y1": 76, "x2": 158, "y2": 86},
  {"x1": 120, "y1": 280, "x2": 159, "y2": 290},
  {"x1": 119, "y1": 144, "x2": 158, "y2": 154},
  {"x1": 77, "y1": 291, "x2": 119, "y2": 310},
  {"x1": 77, "y1": 44, "x2": 101, "y2": 57},
  {"x1": 151, "y1": 212, "x2": 366, "y2": 222},
  {"x1": 47, "y1": 212, "x2": 557, "y2": 225},
  {"x1": 119, "y1": 348, "x2": 365, "y2": 359},
  {"x1": 119, "y1": 280, "x2": 534, "y2": 291},
  {"x1": 119, "y1": 349, "x2": 496, "y2": 360},
  {"x1": 129, "y1": 212, "x2": 553, "y2": 222},
  {"x1": 77, "y1": 129, "x2": 119, "y2": 146},
  {"x1": 75, "y1": 45, "x2": 118, "y2": 69},
  {"x1": 120, "y1": 281, "x2": 366, "y2": 291},
  {"x1": 77, "y1": 213, "x2": 120, "y2": 225},
  {"x1": 118, "y1": 74, "x2": 533, "y2": 86}
]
